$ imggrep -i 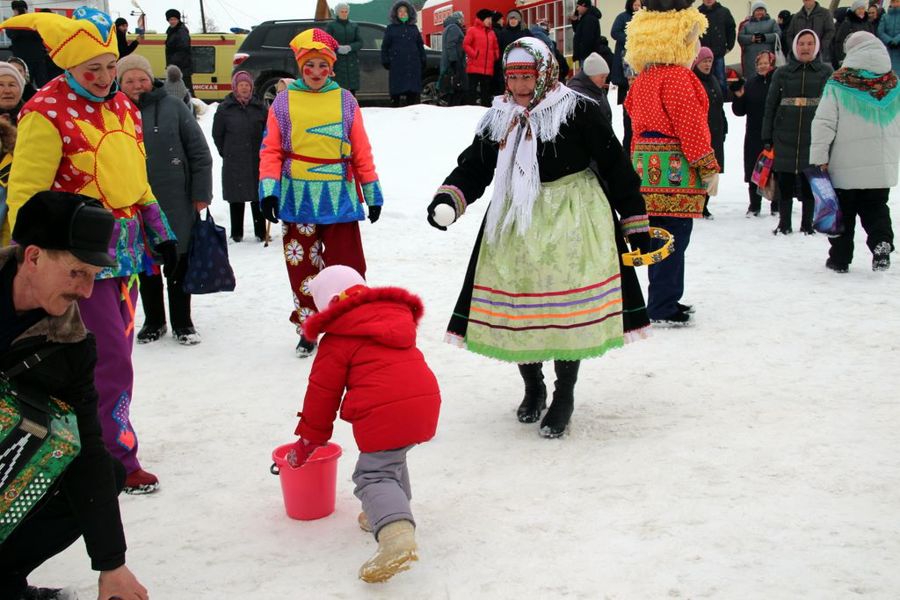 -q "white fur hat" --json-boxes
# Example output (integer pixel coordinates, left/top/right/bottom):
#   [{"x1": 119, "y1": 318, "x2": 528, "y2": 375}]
[{"x1": 308, "y1": 265, "x2": 367, "y2": 312}]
